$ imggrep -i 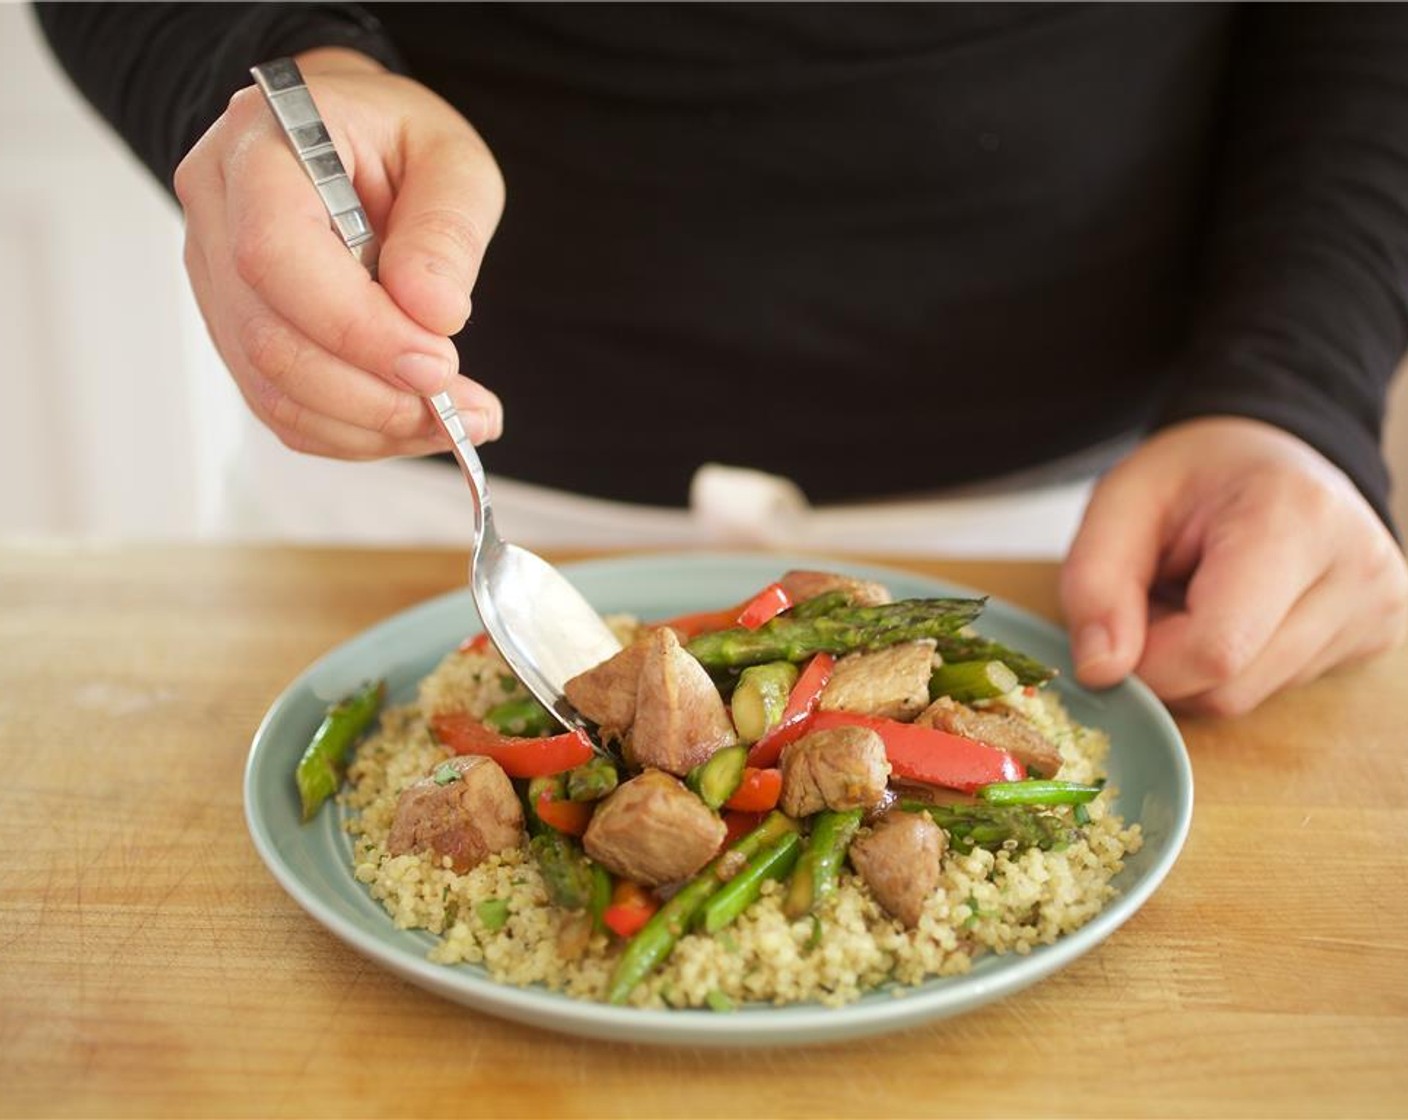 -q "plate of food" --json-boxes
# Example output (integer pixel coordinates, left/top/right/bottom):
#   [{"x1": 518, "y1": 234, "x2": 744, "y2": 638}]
[{"x1": 244, "y1": 552, "x2": 1192, "y2": 1046}]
